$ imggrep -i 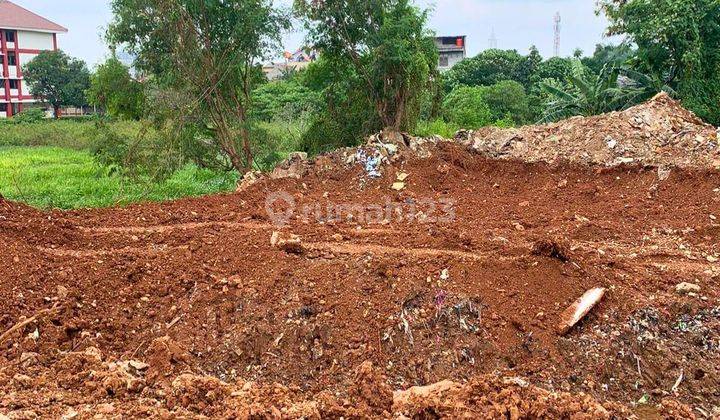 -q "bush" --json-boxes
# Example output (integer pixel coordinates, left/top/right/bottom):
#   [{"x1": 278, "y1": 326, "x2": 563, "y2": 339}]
[
  {"x1": 479, "y1": 80, "x2": 531, "y2": 125},
  {"x1": 90, "y1": 120, "x2": 185, "y2": 180},
  {"x1": 12, "y1": 108, "x2": 47, "y2": 124},
  {"x1": 441, "y1": 86, "x2": 492, "y2": 129},
  {"x1": 251, "y1": 80, "x2": 321, "y2": 121},
  {"x1": 0, "y1": 120, "x2": 99, "y2": 149},
  {"x1": 414, "y1": 119, "x2": 459, "y2": 138}
]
